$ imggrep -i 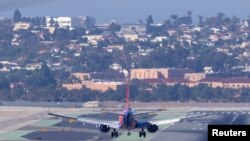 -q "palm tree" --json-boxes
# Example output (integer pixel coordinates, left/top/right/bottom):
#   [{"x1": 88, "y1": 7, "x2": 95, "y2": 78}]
[
  {"x1": 217, "y1": 13, "x2": 225, "y2": 22},
  {"x1": 171, "y1": 14, "x2": 178, "y2": 22},
  {"x1": 187, "y1": 11, "x2": 192, "y2": 17}
]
